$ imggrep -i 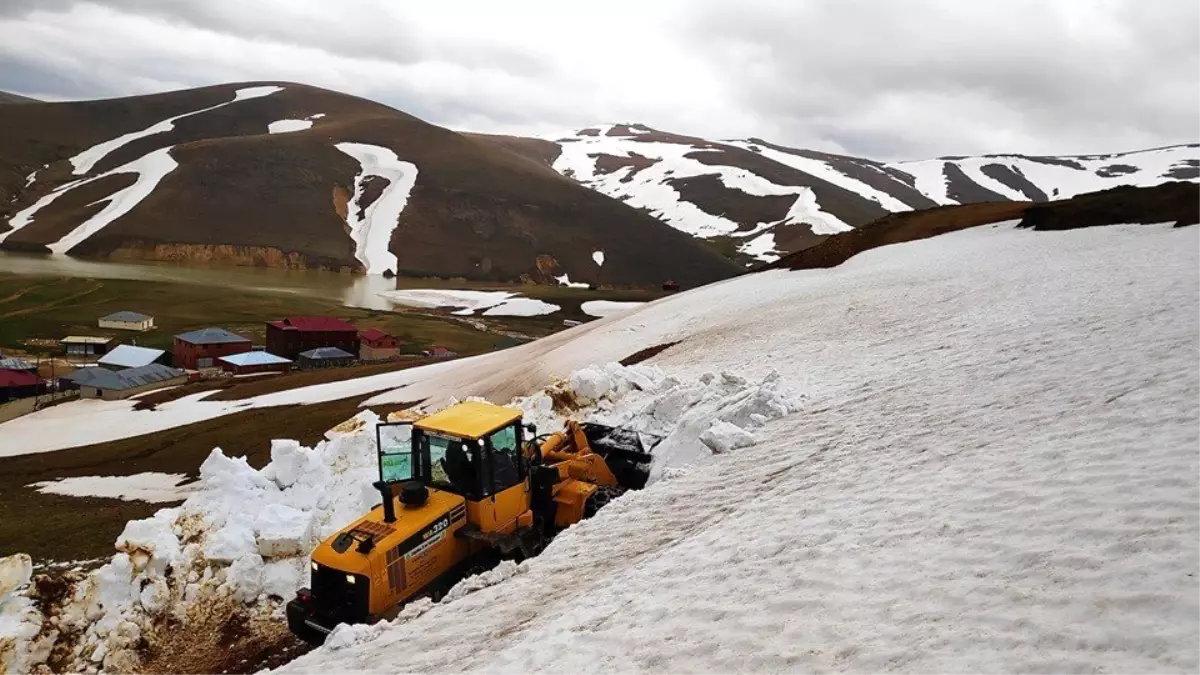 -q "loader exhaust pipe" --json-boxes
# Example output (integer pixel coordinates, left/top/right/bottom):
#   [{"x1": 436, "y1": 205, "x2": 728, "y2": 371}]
[{"x1": 373, "y1": 481, "x2": 396, "y2": 523}]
